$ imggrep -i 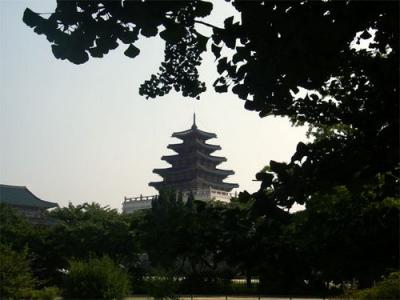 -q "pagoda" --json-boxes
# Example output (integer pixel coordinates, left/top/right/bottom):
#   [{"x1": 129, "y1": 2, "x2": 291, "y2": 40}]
[{"x1": 148, "y1": 114, "x2": 238, "y2": 202}]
